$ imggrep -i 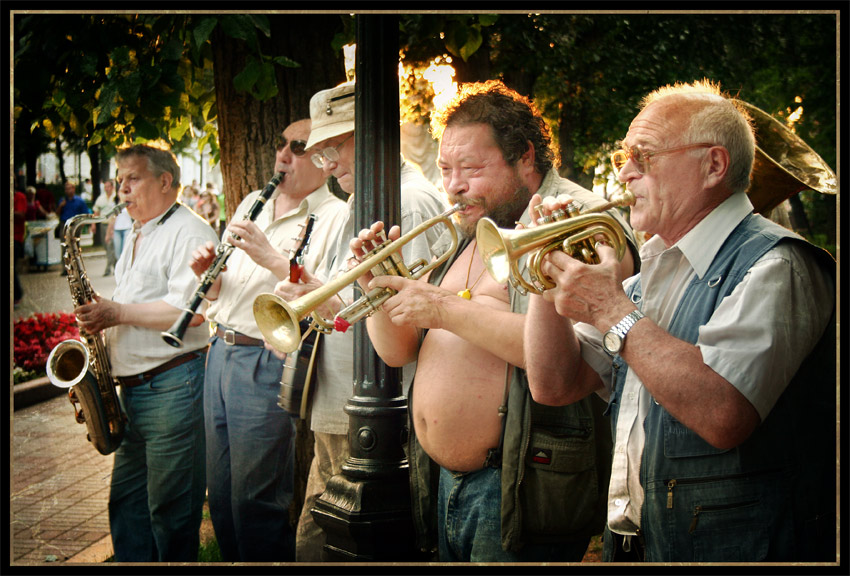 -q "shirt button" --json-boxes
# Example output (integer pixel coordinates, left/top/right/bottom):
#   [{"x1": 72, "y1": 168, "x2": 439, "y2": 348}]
[{"x1": 614, "y1": 499, "x2": 624, "y2": 506}]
